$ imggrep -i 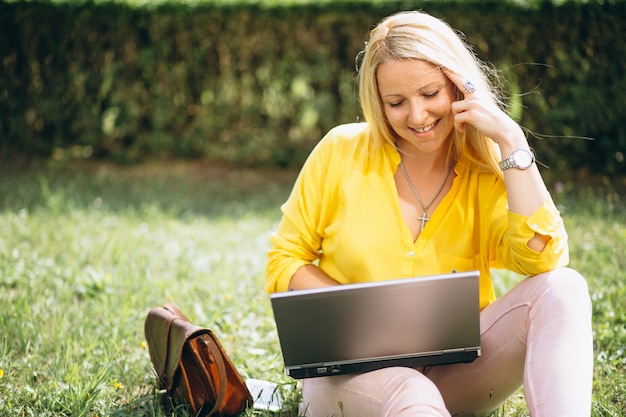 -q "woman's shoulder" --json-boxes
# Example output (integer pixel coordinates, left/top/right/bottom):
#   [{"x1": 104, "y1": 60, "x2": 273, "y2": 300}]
[
  {"x1": 306, "y1": 122, "x2": 393, "y2": 175},
  {"x1": 322, "y1": 122, "x2": 370, "y2": 144},
  {"x1": 311, "y1": 122, "x2": 374, "y2": 158}
]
